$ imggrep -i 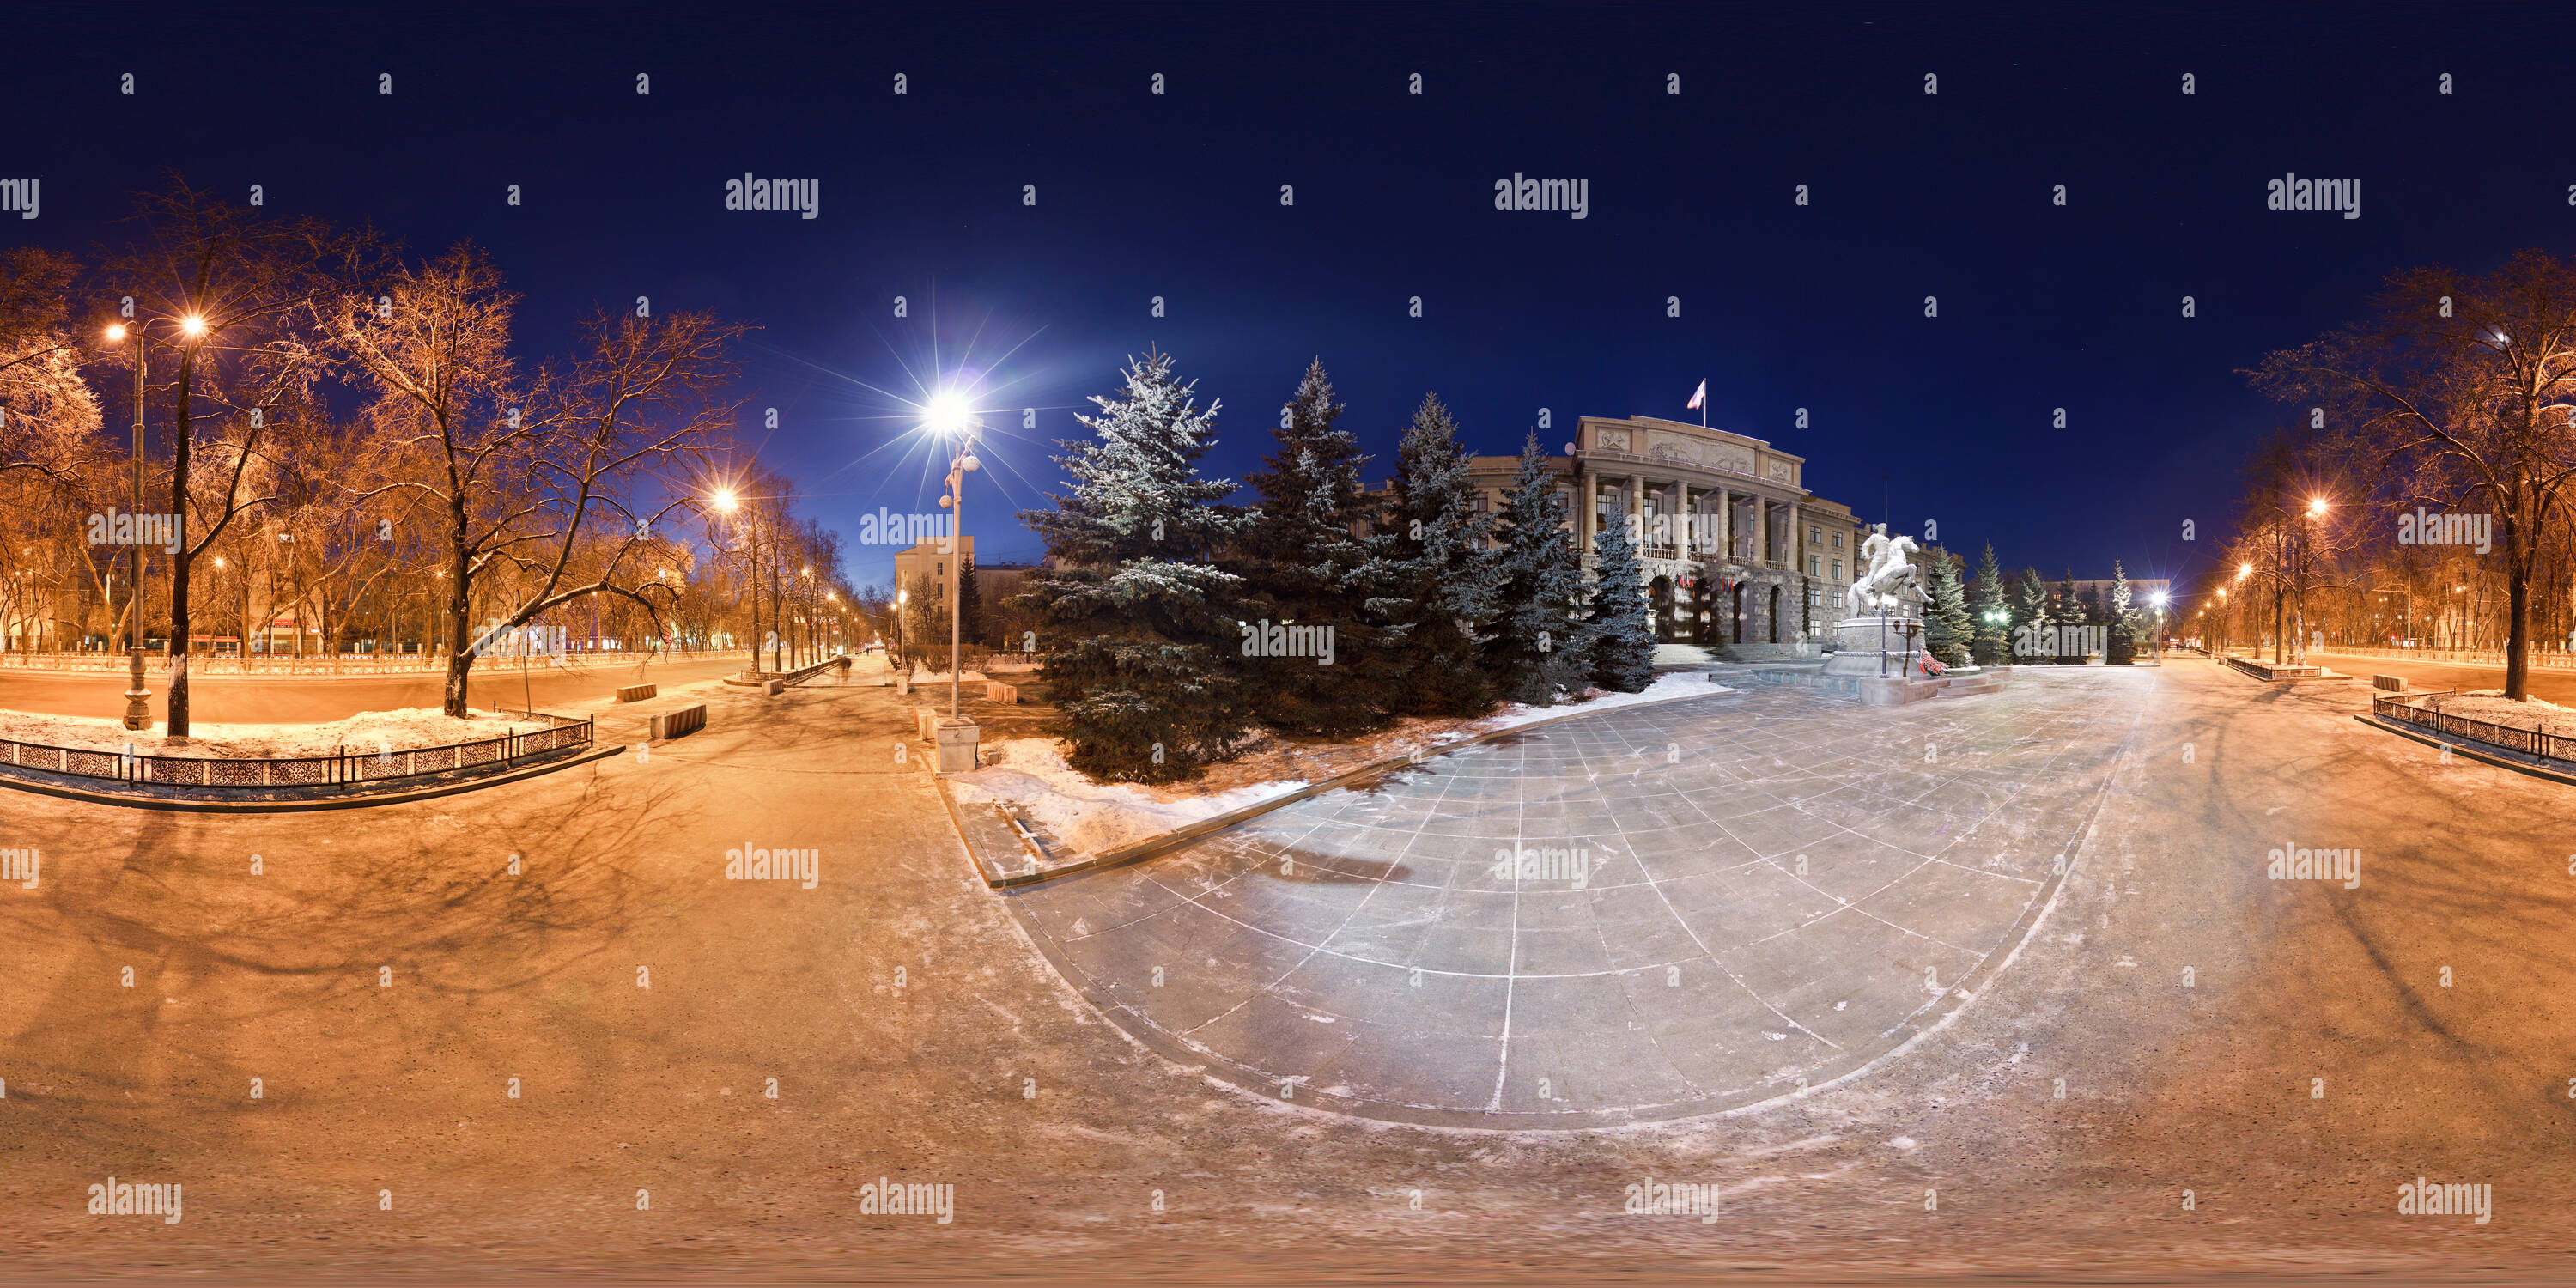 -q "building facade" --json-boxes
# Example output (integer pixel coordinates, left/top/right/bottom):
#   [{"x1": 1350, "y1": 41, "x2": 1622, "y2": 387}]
[
  {"x1": 1464, "y1": 416, "x2": 1869, "y2": 660},
  {"x1": 892, "y1": 535, "x2": 972, "y2": 605}
]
